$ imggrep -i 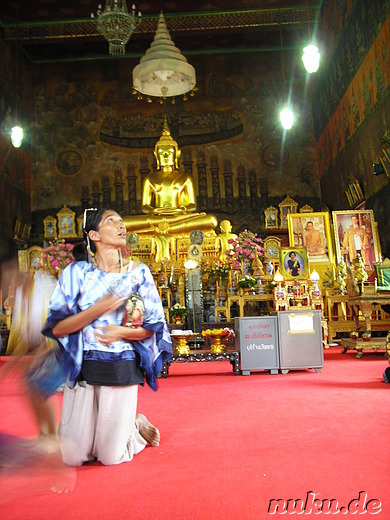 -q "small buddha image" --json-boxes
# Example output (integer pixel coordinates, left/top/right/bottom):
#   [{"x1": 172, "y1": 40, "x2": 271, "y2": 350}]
[
  {"x1": 217, "y1": 287, "x2": 226, "y2": 305},
  {"x1": 215, "y1": 220, "x2": 237, "y2": 263},
  {"x1": 251, "y1": 257, "x2": 264, "y2": 278},
  {"x1": 228, "y1": 277, "x2": 237, "y2": 295},
  {"x1": 158, "y1": 270, "x2": 167, "y2": 286}
]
